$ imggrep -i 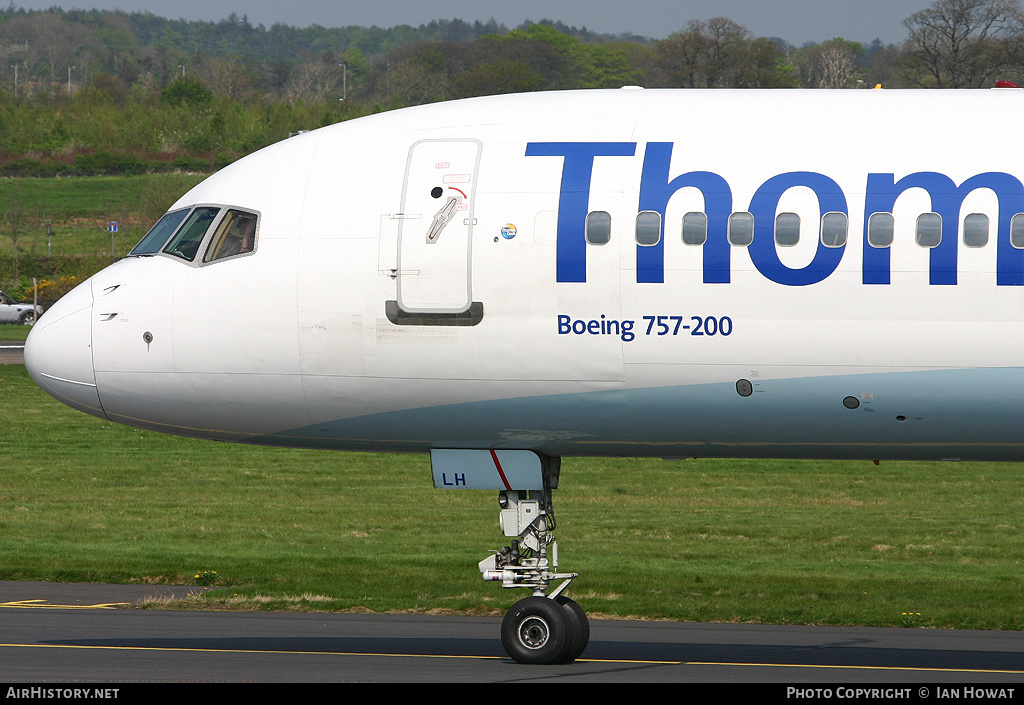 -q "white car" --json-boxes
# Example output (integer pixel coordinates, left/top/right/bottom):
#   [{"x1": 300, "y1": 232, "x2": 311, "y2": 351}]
[{"x1": 0, "y1": 290, "x2": 43, "y2": 325}]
